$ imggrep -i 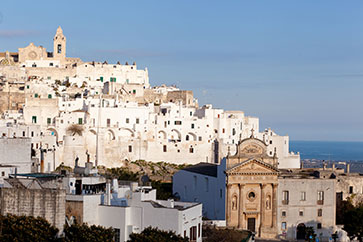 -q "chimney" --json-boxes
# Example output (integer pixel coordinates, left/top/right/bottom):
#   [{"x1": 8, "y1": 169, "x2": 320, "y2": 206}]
[
  {"x1": 332, "y1": 163, "x2": 335, "y2": 171},
  {"x1": 168, "y1": 199, "x2": 174, "y2": 208},
  {"x1": 346, "y1": 163, "x2": 350, "y2": 174}
]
